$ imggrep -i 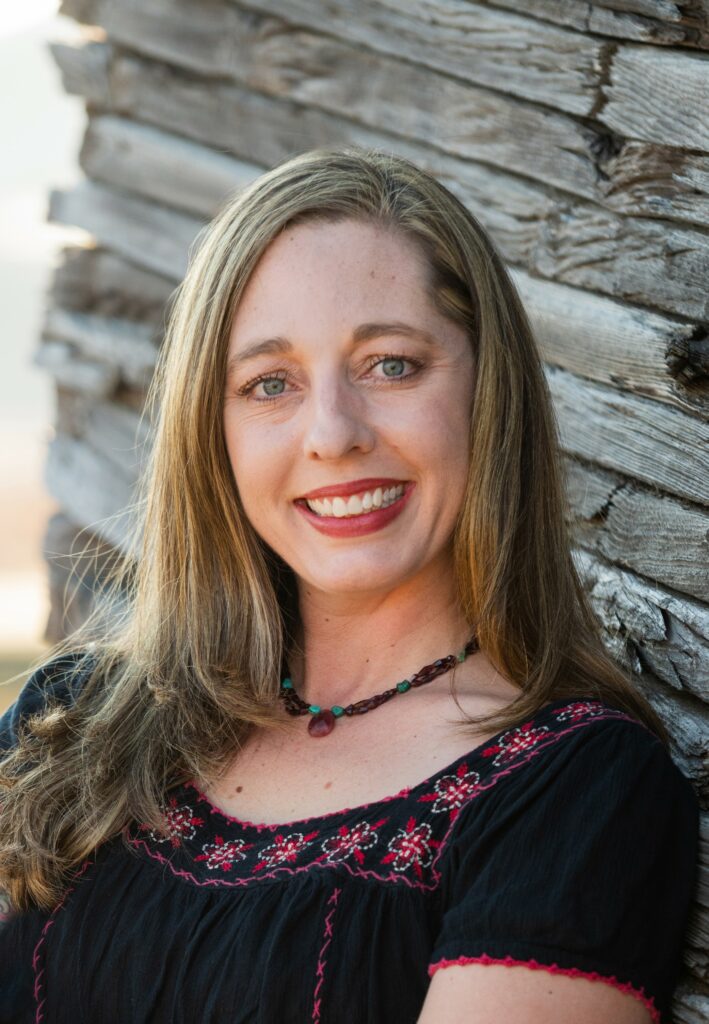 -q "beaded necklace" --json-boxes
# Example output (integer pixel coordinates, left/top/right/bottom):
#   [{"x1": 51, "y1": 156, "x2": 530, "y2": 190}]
[{"x1": 279, "y1": 633, "x2": 480, "y2": 737}]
